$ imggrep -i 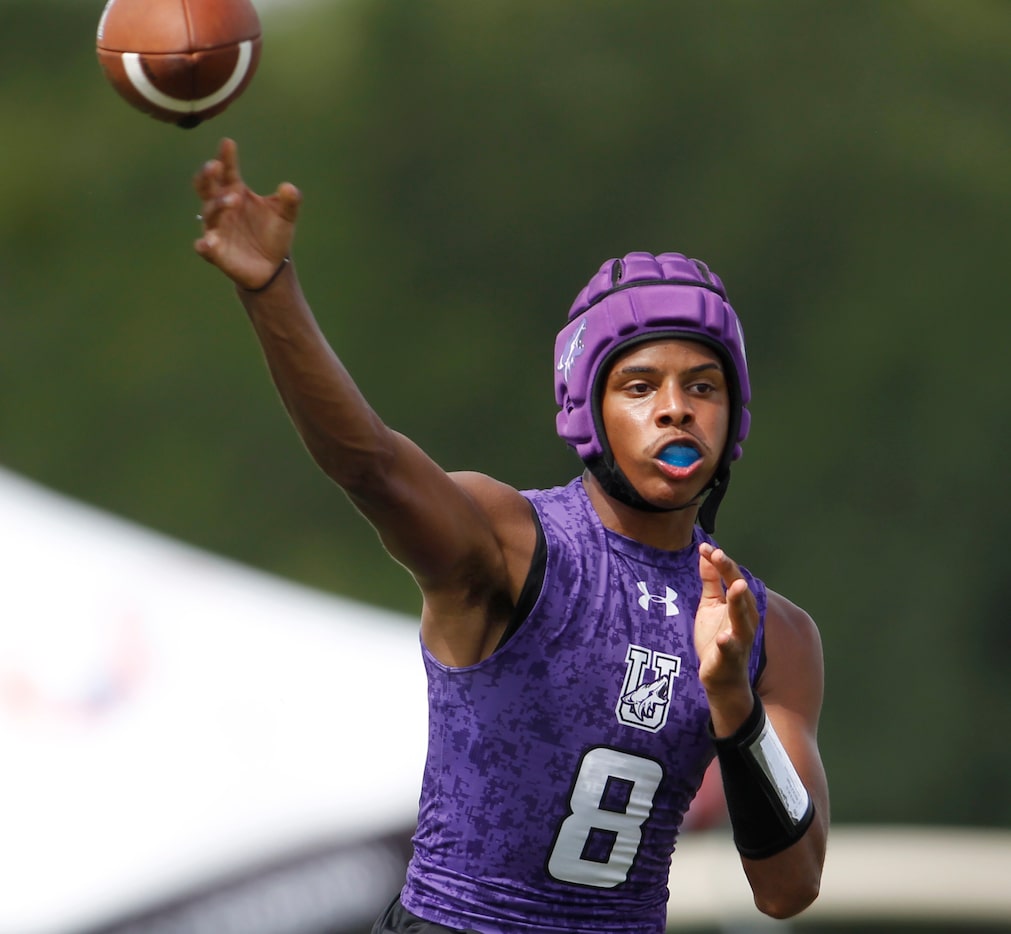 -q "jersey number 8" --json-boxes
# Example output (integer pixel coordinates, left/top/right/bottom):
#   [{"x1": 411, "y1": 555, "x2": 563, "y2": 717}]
[{"x1": 547, "y1": 747, "x2": 664, "y2": 888}]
